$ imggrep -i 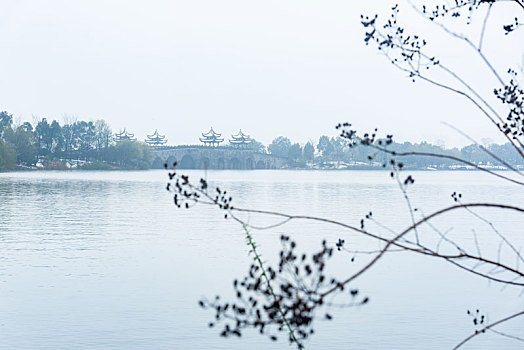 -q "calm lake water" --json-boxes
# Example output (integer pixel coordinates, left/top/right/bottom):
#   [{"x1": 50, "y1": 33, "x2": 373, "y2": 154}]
[{"x1": 0, "y1": 170, "x2": 523, "y2": 349}]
